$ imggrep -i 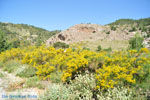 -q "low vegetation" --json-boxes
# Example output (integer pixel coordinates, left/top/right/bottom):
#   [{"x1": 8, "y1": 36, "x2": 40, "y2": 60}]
[
  {"x1": 53, "y1": 42, "x2": 69, "y2": 49},
  {"x1": 129, "y1": 34, "x2": 144, "y2": 50},
  {"x1": 0, "y1": 72, "x2": 4, "y2": 78},
  {"x1": 0, "y1": 18, "x2": 150, "y2": 99},
  {"x1": 0, "y1": 44, "x2": 149, "y2": 99},
  {"x1": 0, "y1": 22, "x2": 60, "y2": 47}
]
